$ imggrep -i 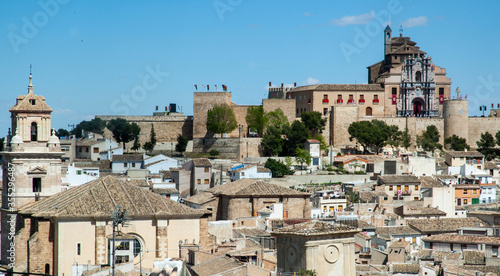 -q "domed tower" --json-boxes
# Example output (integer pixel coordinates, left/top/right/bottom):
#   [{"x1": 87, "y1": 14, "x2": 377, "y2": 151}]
[
  {"x1": 443, "y1": 88, "x2": 469, "y2": 141},
  {"x1": 384, "y1": 25, "x2": 392, "y2": 57}
]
